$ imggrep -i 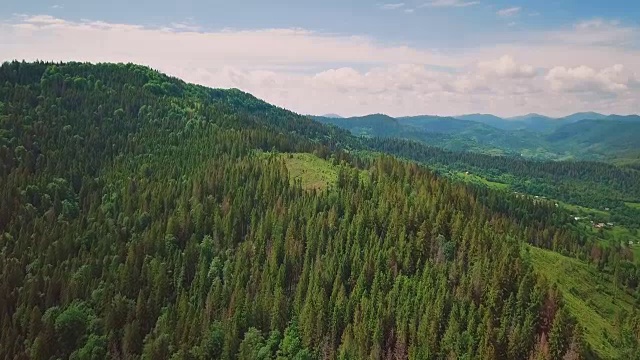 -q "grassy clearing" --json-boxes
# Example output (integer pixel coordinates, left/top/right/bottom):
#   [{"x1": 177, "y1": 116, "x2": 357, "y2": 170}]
[
  {"x1": 625, "y1": 202, "x2": 640, "y2": 210},
  {"x1": 454, "y1": 171, "x2": 509, "y2": 190},
  {"x1": 260, "y1": 152, "x2": 339, "y2": 191},
  {"x1": 526, "y1": 245, "x2": 636, "y2": 359},
  {"x1": 559, "y1": 201, "x2": 610, "y2": 218},
  {"x1": 633, "y1": 245, "x2": 640, "y2": 261},
  {"x1": 605, "y1": 226, "x2": 640, "y2": 264},
  {"x1": 281, "y1": 153, "x2": 338, "y2": 190}
]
